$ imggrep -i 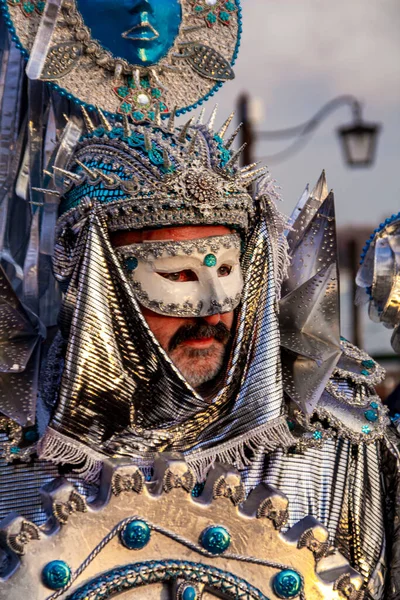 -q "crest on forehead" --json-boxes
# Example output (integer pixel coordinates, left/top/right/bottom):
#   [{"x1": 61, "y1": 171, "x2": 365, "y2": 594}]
[{"x1": 4, "y1": 0, "x2": 242, "y2": 120}]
